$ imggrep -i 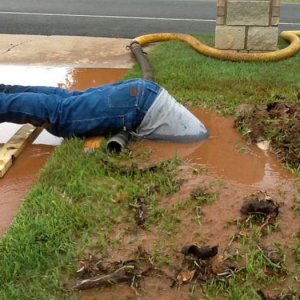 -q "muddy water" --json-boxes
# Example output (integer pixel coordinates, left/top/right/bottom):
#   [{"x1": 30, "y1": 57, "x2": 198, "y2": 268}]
[
  {"x1": 133, "y1": 108, "x2": 299, "y2": 245},
  {"x1": 77, "y1": 108, "x2": 300, "y2": 300},
  {"x1": 0, "y1": 145, "x2": 52, "y2": 235},
  {"x1": 133, "y1": 107, "x2": 291, "y2": 186},
  {"x1": 0, "y1": 66, "x2": 127, "y2": 234}
]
